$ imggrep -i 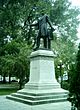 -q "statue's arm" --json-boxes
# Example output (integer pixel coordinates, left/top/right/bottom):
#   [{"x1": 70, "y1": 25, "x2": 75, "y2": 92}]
[
  {"x1": 30, "y1": 22, "x2": 38, "y2": 27},
  {"x1": 46, "y1": 16, "x2": 55, "y2": 31}
]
